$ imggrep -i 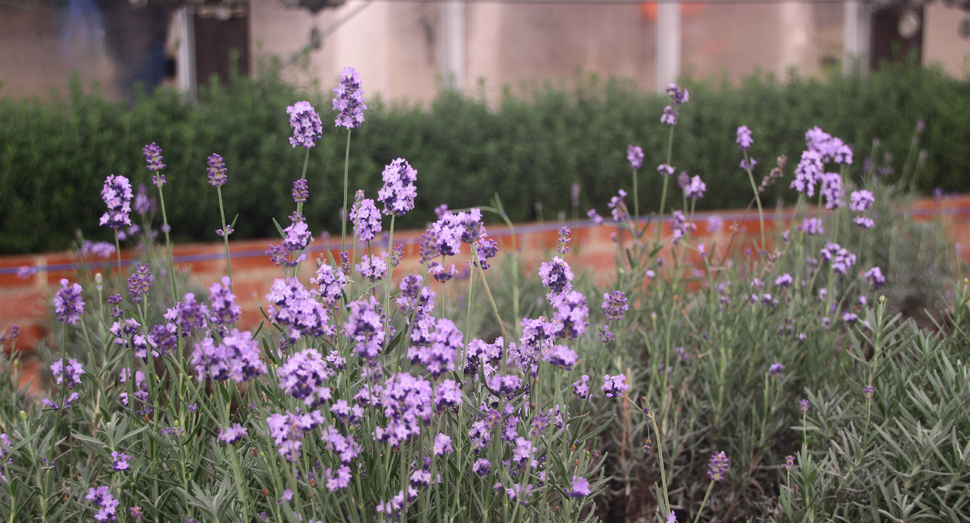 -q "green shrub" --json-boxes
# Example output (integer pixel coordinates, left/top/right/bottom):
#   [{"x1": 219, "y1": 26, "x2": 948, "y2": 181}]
[{"x1": 1, "y1": 59, "x2": 968, "y2": 255}]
